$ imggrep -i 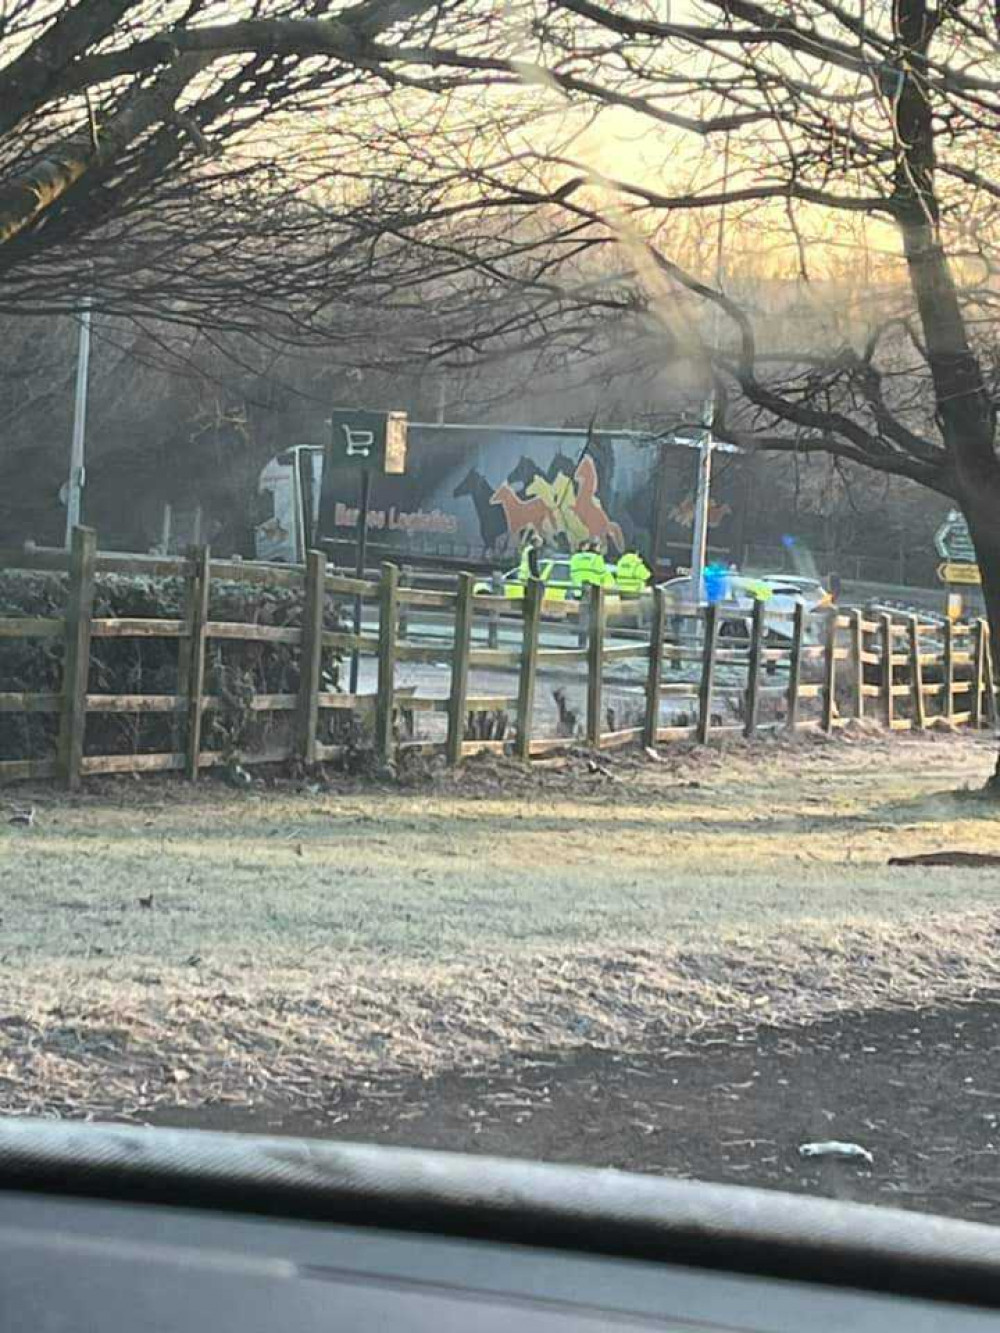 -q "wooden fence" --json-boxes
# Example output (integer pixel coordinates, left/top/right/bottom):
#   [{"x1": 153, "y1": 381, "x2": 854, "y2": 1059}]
[{"x1": 0, "y1": 527, "x2": 996, "y2": 789}]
